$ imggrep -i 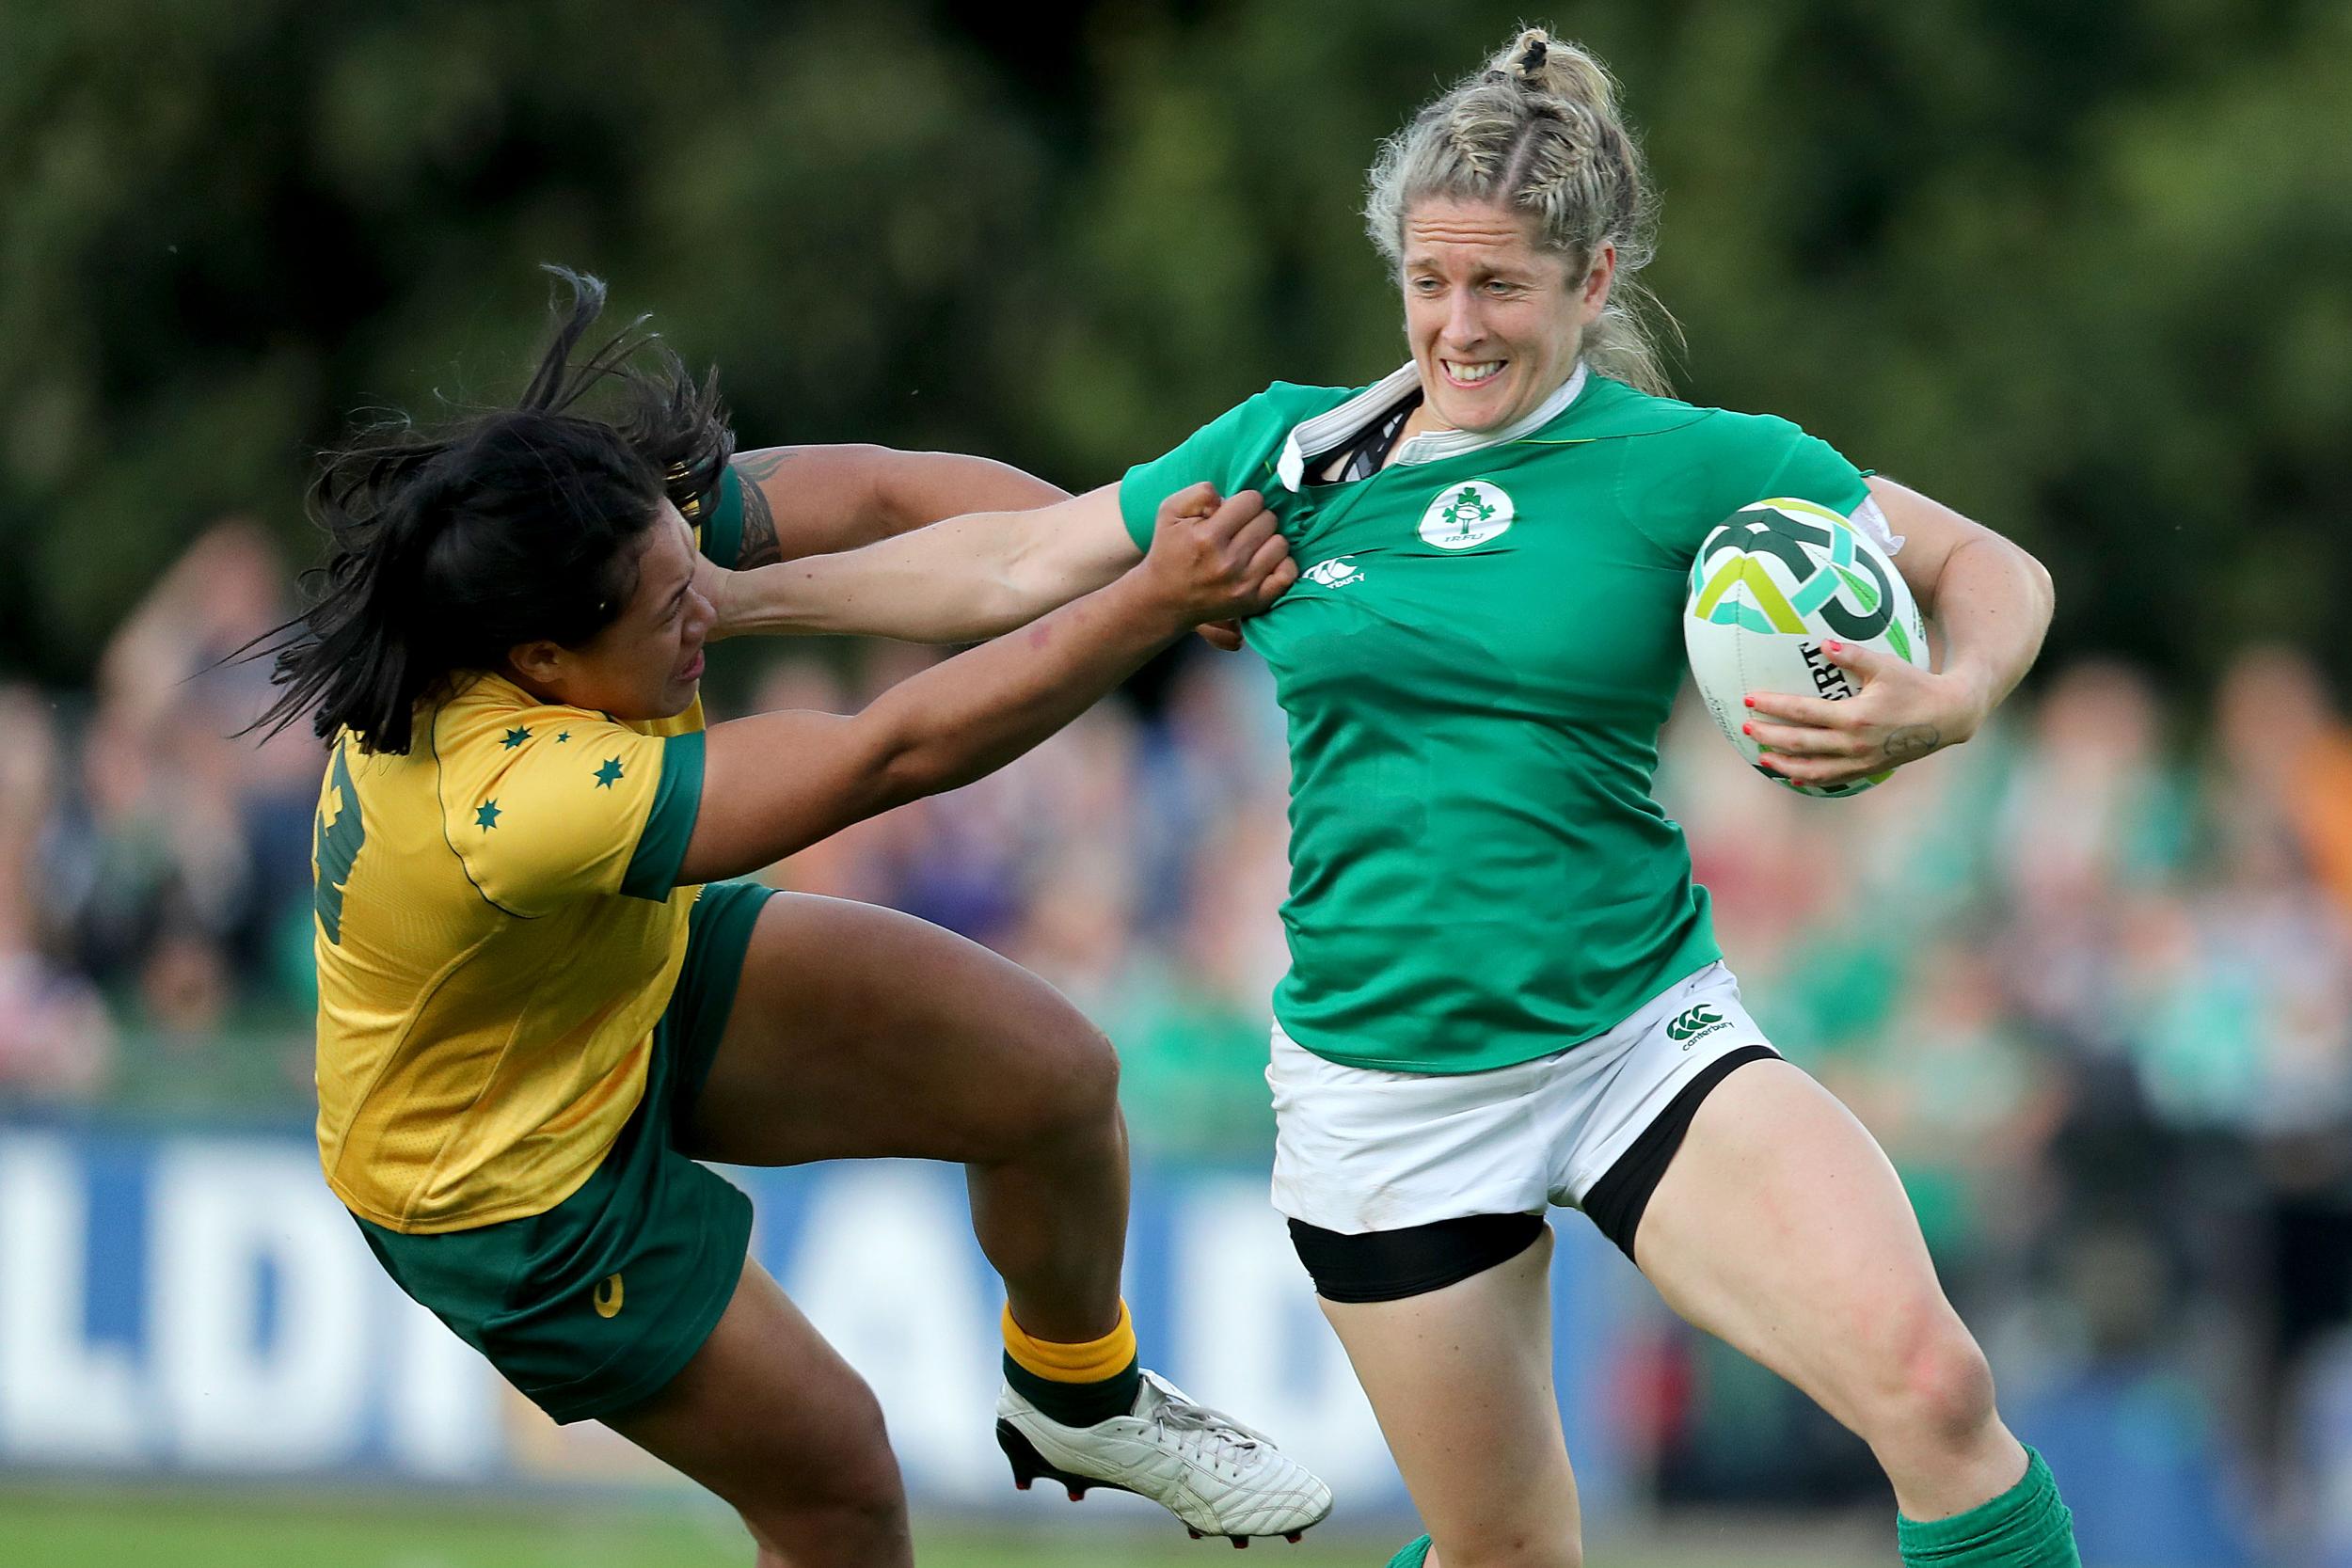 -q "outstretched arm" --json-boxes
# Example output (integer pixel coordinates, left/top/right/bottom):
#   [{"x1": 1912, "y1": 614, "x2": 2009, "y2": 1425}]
[
  {"x1": 723, "y1": 445, "x2": 1073, "y2": 569},
  {"x1": 676, "y1": 485, "x2": 1290, "y2": 881},
  {"x1": 707, "y1": 483, "x2": 1146, "y2": 644},
  {"x1": 1741, "y1": 477, "x2": 2054, "y2": 789}
]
